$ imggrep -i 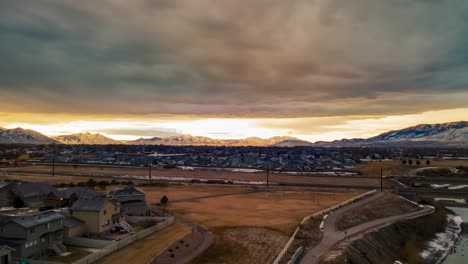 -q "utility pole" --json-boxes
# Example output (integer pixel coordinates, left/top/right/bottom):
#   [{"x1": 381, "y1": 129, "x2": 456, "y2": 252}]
[
  {"x1": 266, "y1": 167, "x2": 270, "y2": 189},
  {"x1": 149, "y1": 163, "x2": 152, "y2": 181},
  {"x1": 380, "y1": 167, "x2": 383, "y2": 192},
  {"x1": 52, "y1": 144, "x2": 56, "y2": 177}
]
